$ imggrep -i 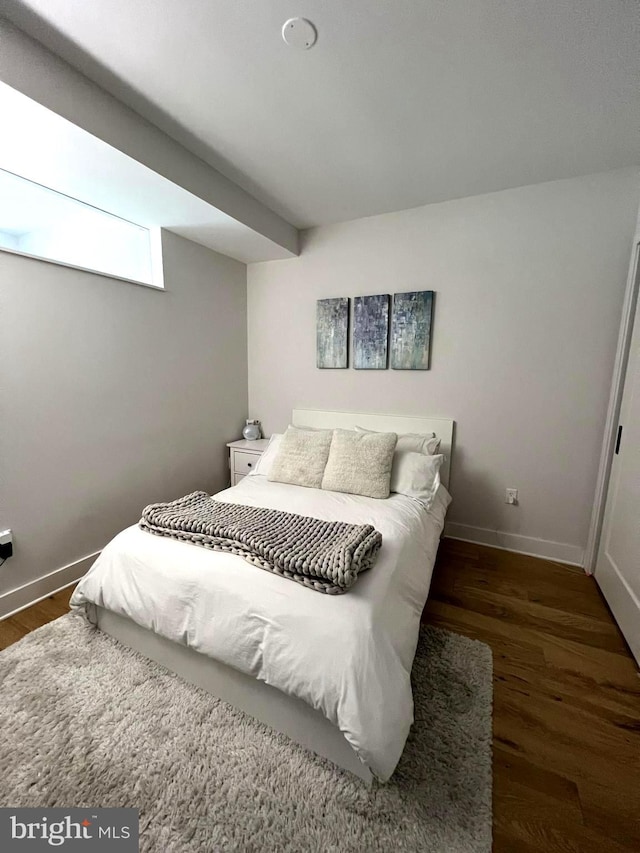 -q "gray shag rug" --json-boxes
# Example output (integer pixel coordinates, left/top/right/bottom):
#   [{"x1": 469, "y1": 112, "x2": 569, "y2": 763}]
[{"x1": 0, "y1": 615, "x2": 492, "y2": 852}]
